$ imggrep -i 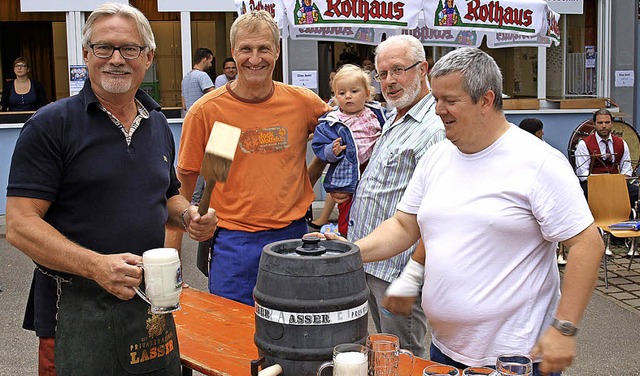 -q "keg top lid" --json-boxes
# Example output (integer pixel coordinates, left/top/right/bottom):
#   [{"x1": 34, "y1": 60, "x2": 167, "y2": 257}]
[
  {"x1": 295, "y1": 236, "x2": 326, "y2": 256},
  {"x1": 264, "y1": 237, "x2": 359, "y2": 259}
]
